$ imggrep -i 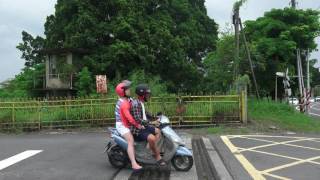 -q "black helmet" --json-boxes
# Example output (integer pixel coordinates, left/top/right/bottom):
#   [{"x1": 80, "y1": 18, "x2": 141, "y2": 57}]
[{"x1": 135, "y1": 84, "x2": 151, "y2": 97}]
